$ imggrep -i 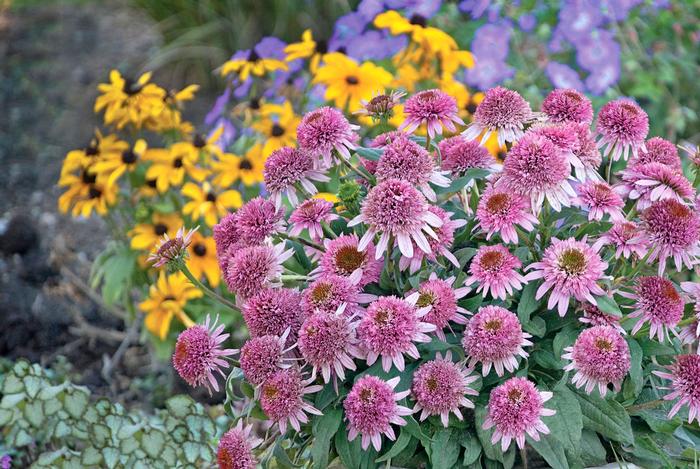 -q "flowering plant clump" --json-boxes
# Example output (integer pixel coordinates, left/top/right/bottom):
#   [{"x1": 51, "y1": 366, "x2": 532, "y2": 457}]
[{"x1": 154, "y1": 75, "x2": 700, "y2": 468}]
